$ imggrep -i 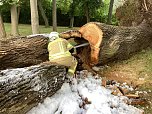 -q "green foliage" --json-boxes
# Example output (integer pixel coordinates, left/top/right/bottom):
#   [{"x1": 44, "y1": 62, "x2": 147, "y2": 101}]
[
  {"x1": 56, "y1": 0, "x2": 107, "y2": 18},
  {"x1": 93, "y1": 0, "x2": 109, "y2": 21},
  {"x1": 0, "y1": 0, "x2": 20, "y2": 13},
  {"x1": 0, "y1": 0, "x2": 19, "y2": 5},
  {"x1": 1, "y1": 0, "x2": 118, "y2": 26},
  {"x1": 76, "y1": 0, "x2": 103, "y2": 17},
  {"x1": 57, "y1": 0, "x2": 72, "y2": 14}
]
